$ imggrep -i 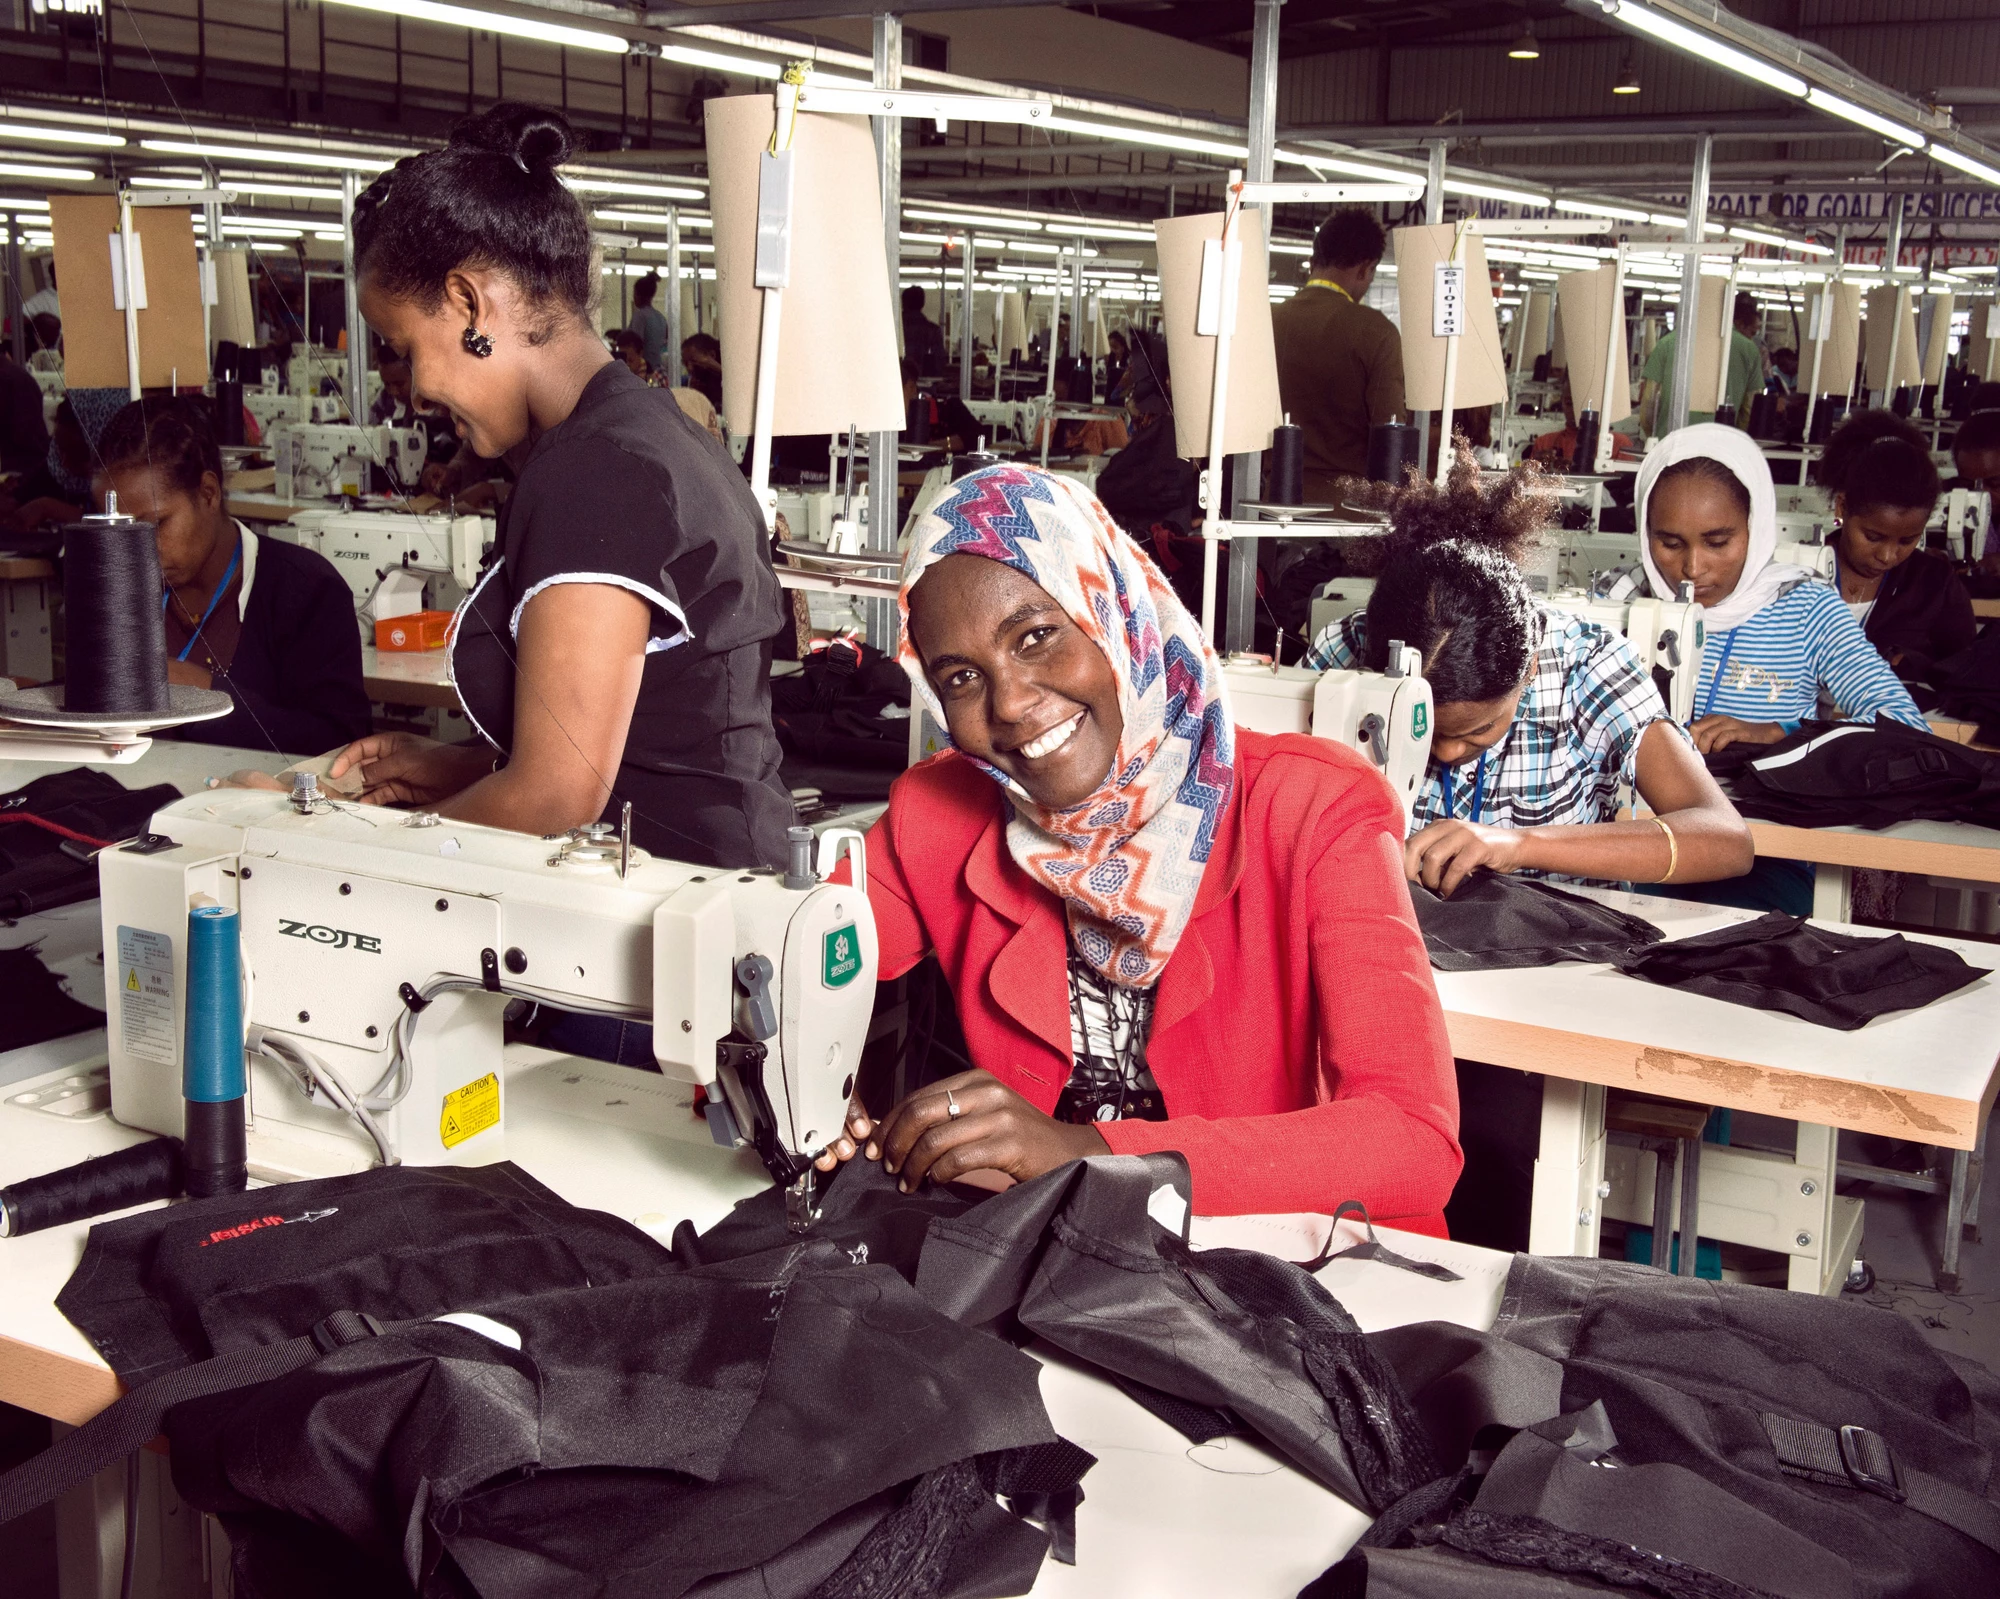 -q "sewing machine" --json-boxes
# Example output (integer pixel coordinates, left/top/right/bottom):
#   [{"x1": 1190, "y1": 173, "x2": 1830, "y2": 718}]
[
  {"x1": 99, "y1": 785, "x2": 876, "y2": 1220},
  {"x1": 1935, "y1": 487, "x2": 1992, "y2": 562},
  {"x1": 270, "y1": 422, "x2": 427, "y2": 500},
  {"x1": 1220, "y1": 649, "x2": 1435, "y2": 832},
  {"x1": 1544, "y1": 579, "x2": 1706, "y2": 724},
  {"x1": 243, "y1": 389, "x2": 327, "y2": 435},
  {"x1": 279, "y1": 508, "x2": 494, "y2": 634}
]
